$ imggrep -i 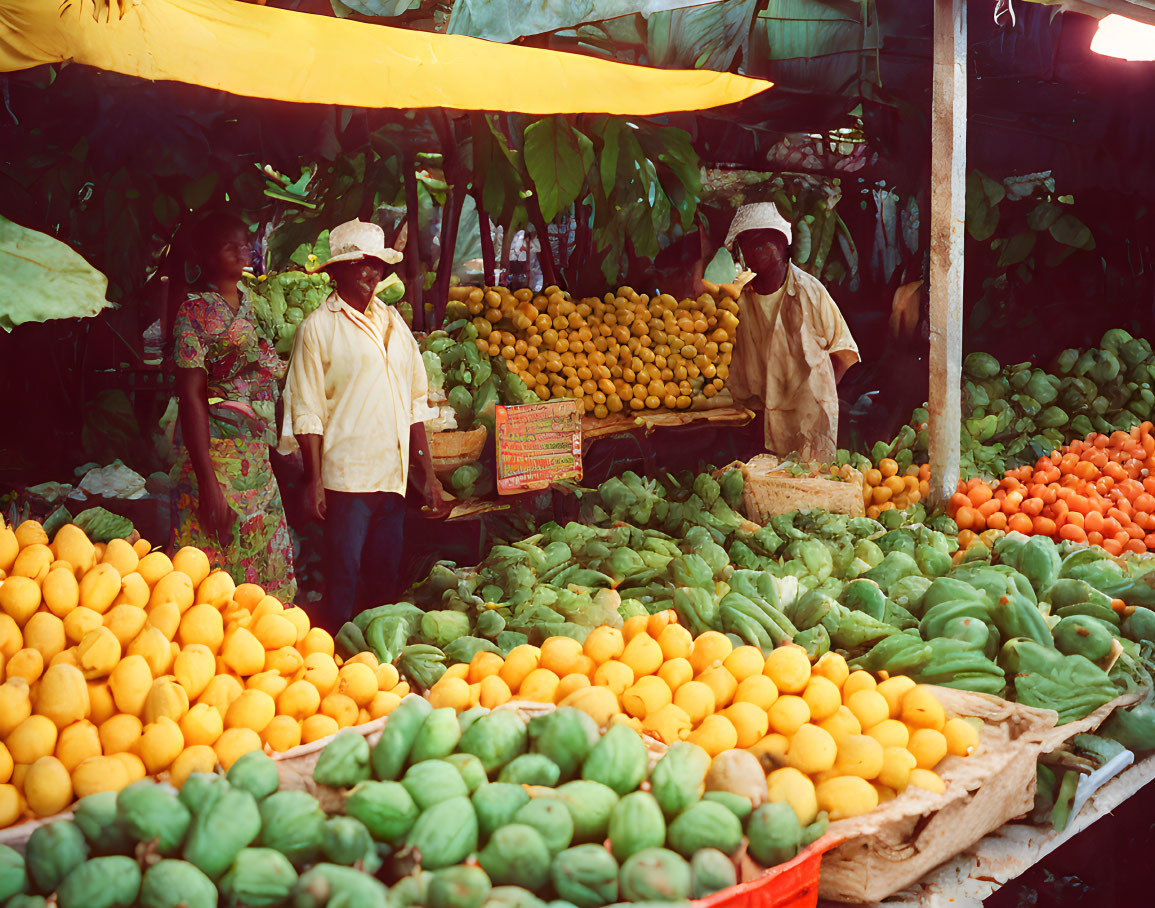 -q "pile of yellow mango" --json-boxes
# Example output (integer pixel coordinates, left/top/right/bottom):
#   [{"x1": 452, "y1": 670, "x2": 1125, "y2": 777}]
[
  {"x1": 427, "y1": 611, "x2": 980, "y2": 820},
  {"x1": 0, "y1": 518, "x2": 408, "y2": 827}
]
